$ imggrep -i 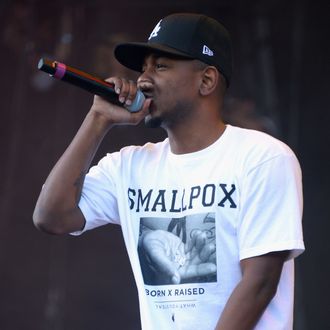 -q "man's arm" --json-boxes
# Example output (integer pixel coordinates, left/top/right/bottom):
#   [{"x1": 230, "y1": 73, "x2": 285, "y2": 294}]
[
  {"x1": 33, "y1": 78, "x2": 150, "y2": 235},
  {"x1": 215, "y1": 250, "x2": 289, "y2": 330}
]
